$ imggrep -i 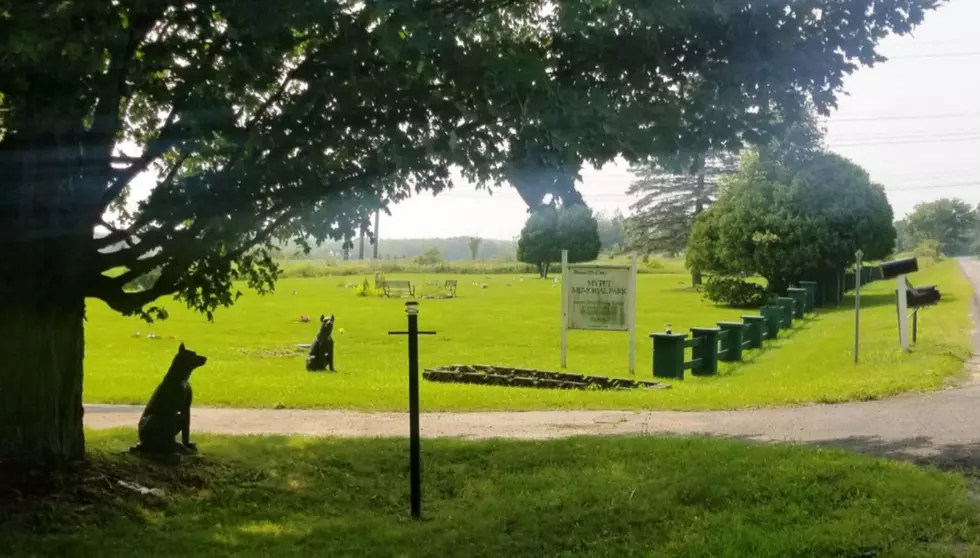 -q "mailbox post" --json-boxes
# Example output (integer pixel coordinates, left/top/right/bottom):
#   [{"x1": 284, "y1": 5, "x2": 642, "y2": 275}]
[
  {"x1": 880, "y1": 257, "x2": 919, "y2": 353},
  {"x1": 854, "y1": 250, "x2": 863, "y2": 364}
]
